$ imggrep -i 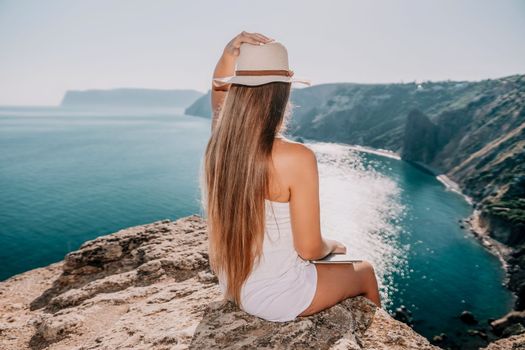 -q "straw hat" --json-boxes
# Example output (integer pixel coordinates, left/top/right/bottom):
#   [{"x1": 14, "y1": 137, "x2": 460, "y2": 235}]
[{"x1": 212, "y1": 41, "x2": 311, "y2": 87}]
